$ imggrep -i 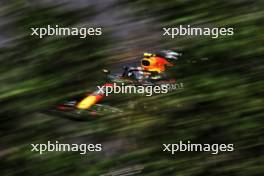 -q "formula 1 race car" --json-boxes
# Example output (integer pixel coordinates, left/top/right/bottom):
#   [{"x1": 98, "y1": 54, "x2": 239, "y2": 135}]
[{"x1": 48, "y1": 50, "x2": 182, "y2": 121}]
